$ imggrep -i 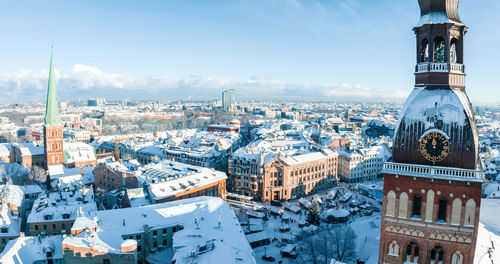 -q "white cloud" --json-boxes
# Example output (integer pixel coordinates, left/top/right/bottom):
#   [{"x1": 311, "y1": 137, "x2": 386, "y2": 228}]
[{"x1": 0, "y1": 64, "x2": 407, "y2": 102}]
